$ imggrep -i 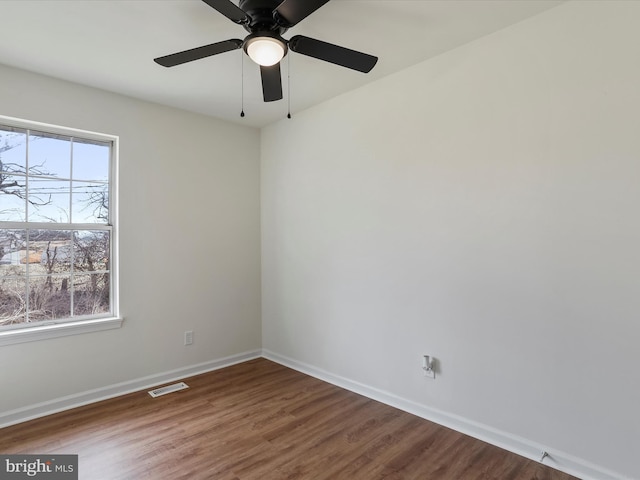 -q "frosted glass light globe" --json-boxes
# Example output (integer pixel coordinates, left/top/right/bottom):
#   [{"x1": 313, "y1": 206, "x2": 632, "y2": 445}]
[{"x1": 247, "y1": 38, "x2": 285, "y2": 66}]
